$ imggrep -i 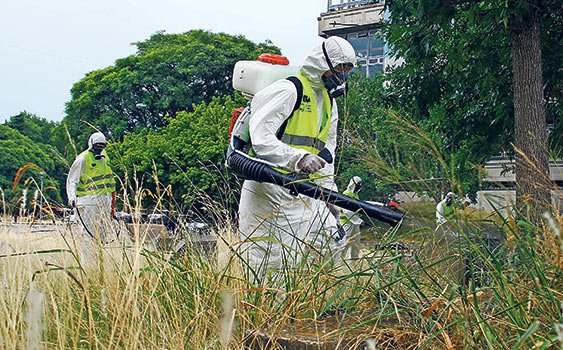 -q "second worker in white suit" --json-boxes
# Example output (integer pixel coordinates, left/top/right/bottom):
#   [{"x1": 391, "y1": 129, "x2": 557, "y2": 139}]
[
  {"x1": 238, "y1": 37, "x2": 357, "y2": 275},
  {"x1": 339, "y1": 176, "x2": 363, "y2": 259},
  {"x1": 67, "y1": 132, "x2": 116, "y2": 245}
]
